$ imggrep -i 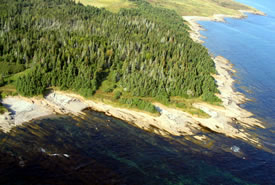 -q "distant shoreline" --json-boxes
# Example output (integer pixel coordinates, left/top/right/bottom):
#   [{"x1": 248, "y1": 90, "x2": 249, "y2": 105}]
[
  {"x1": 183, "y1": 9, "x2": 265, "y2": 44},
  {"x1": 181, "y1": 9, "x2": 266, "y2": 141}
]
